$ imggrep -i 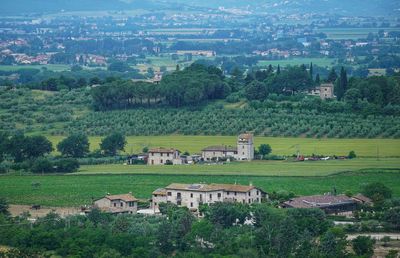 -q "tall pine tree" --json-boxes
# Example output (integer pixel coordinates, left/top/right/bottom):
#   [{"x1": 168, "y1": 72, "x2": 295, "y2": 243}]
[{"x1": 335, "y1": 67, "x2": 348, "y2": 100}]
